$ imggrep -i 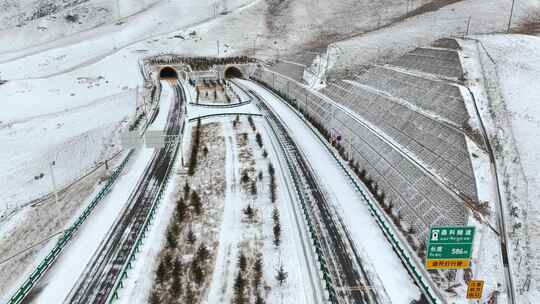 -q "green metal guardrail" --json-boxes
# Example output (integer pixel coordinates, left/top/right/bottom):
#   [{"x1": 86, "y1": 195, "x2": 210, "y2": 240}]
[
  {"x1": 188, "y1": 112, "x2": 263, "y2": 123},
  {"x1": 107, "y1": 83, "x2": 186, "y2": 303},
  {"x1": 107, "y1": 140, "x2": 181, "y2": 303},
  {"x1": 260, "y1": 102, "x2": 337, "y2": 303},
  {"x1": 254, "y1": 77, "x2": 441, "y2": 304},
  {"x1": 188, "y1": 99, "x2": 252, "y2": 108},
  {"x1": 7, "y1": 150, "x2": 134, "y2": 304}
]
